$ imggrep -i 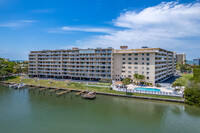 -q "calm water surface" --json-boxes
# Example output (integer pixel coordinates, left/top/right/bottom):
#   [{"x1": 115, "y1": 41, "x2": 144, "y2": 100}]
[{"x1": 0, "y1": 85, "x2": 200, "y2": 133}]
